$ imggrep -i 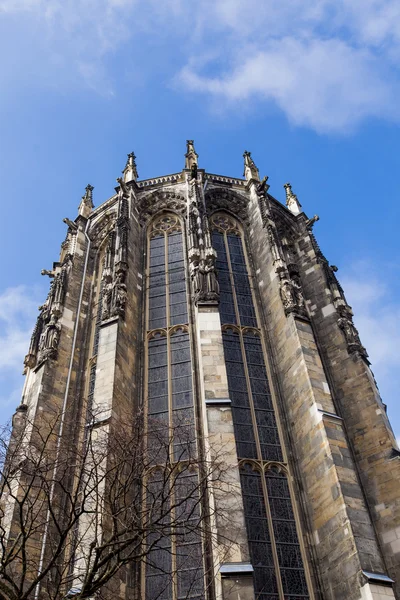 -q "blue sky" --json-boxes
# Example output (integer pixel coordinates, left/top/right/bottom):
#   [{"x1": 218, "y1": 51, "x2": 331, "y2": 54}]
[{"x1": 0, "y1": 0, "x2": 399, "y2": 438}]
